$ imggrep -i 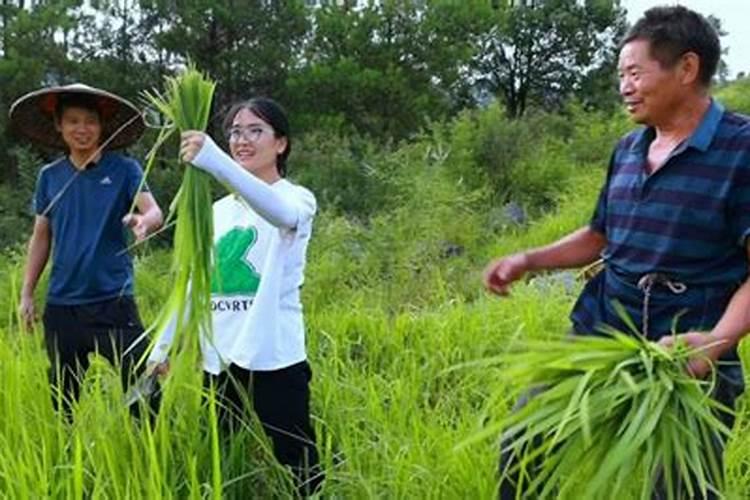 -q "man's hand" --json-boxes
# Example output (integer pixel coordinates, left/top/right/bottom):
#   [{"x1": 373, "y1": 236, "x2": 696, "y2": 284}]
[
  {"x1": 658, "y1": 332, "x2": 728, "y2": 379},
  {"x1": 483, "y1": 252, "x2": 530, "y2": 296},
  {"x1": 122, "y1": 213, "x2": 151, "y2": 242},
  {"x1": 19, "y1": 293, "x2": 36, "y2": 331}
]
